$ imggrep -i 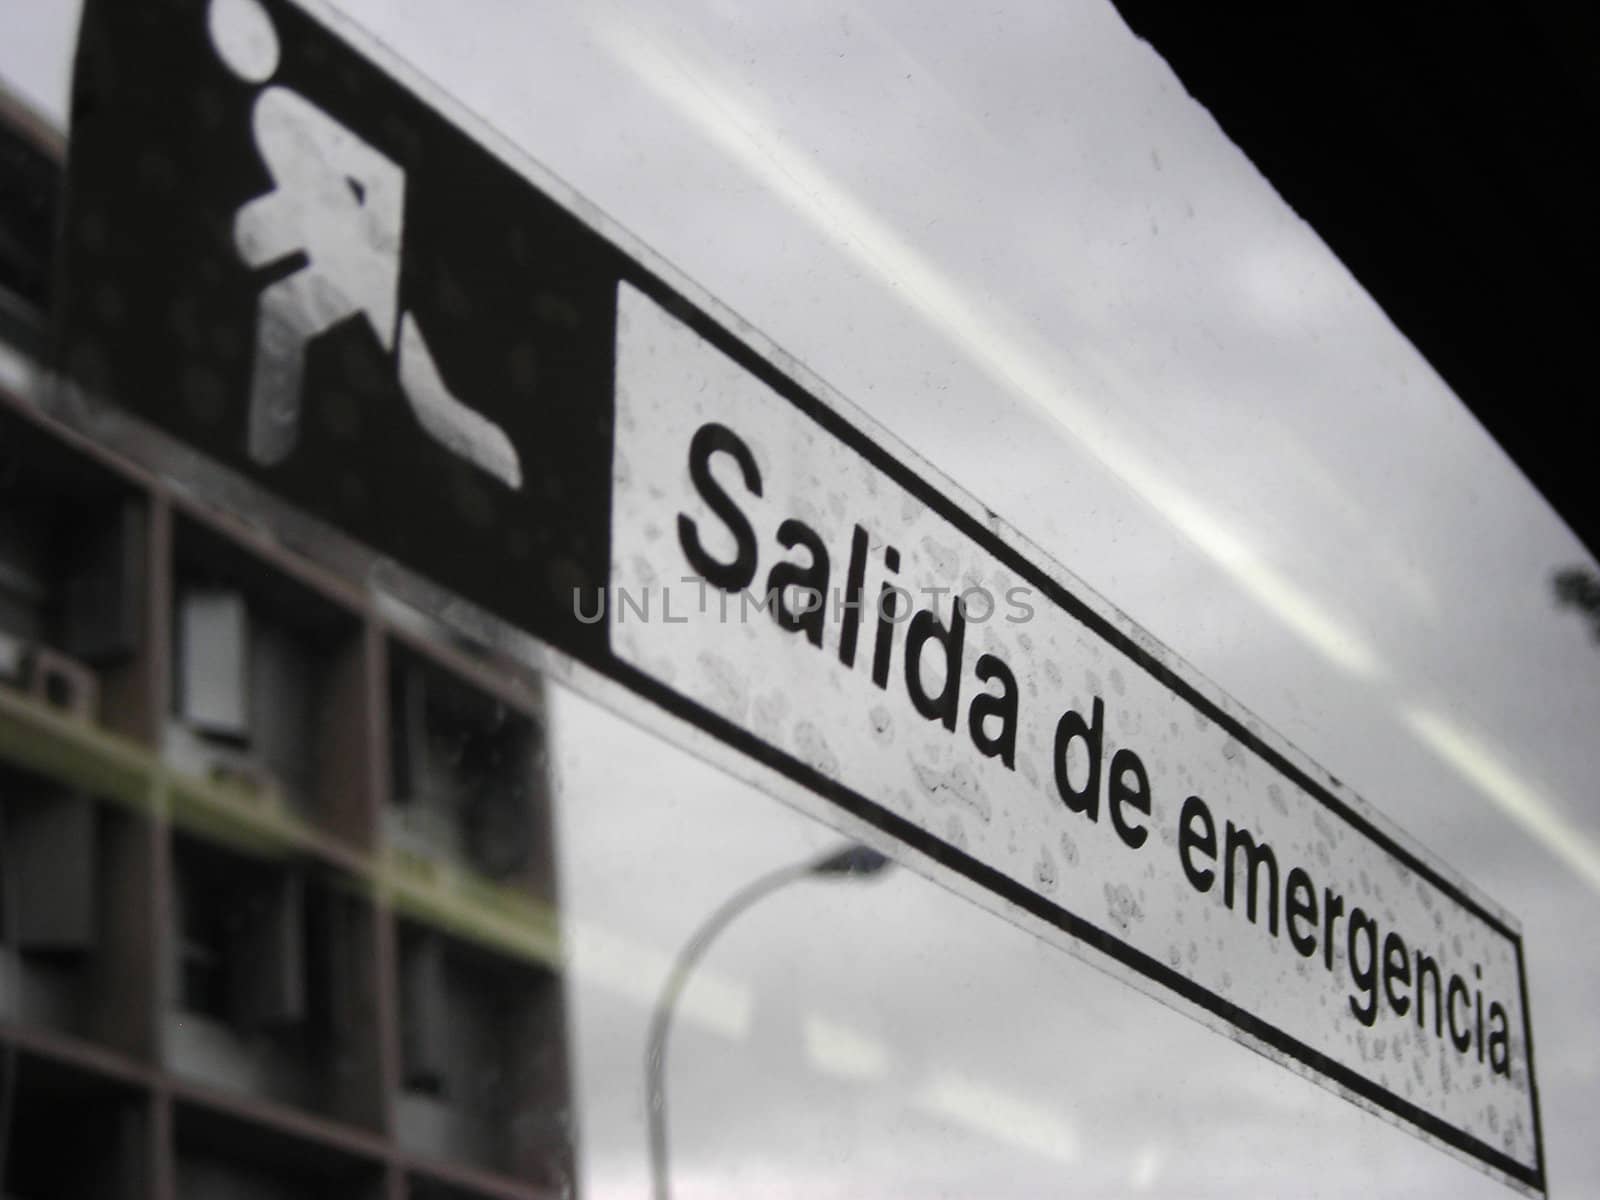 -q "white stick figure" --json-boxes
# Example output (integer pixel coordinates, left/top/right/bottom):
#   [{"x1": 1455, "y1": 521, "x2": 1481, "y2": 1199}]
[{"x1": 208, "y1": 0, "x2": 523, "y2": 490}]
